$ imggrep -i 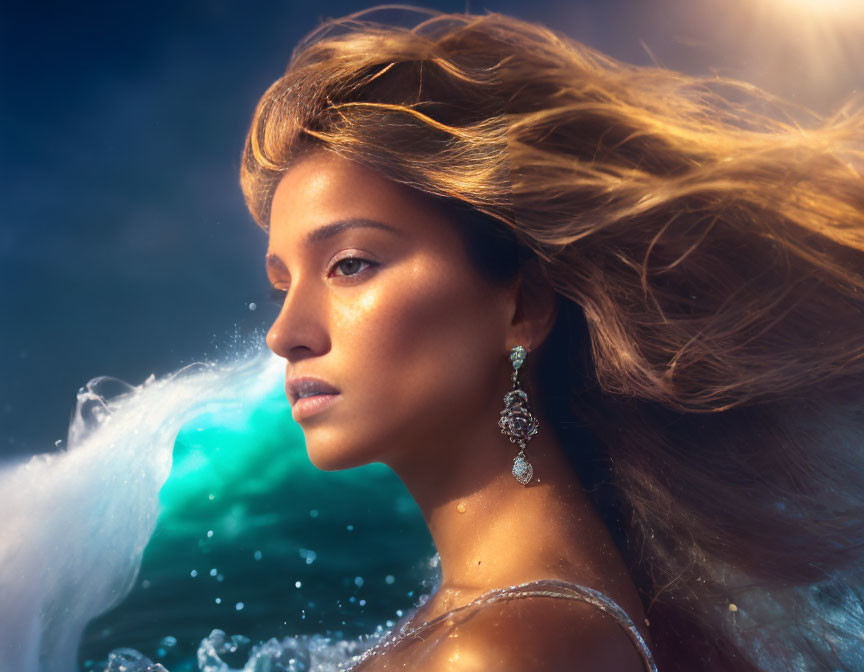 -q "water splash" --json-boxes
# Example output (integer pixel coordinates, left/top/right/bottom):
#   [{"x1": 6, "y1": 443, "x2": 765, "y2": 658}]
[
  {"x1": 99, "y1": 627, "x2": 384, "y2": 672},
  {"x1": 0, "y1": 345, "x2": 285, "y2": 672}
]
